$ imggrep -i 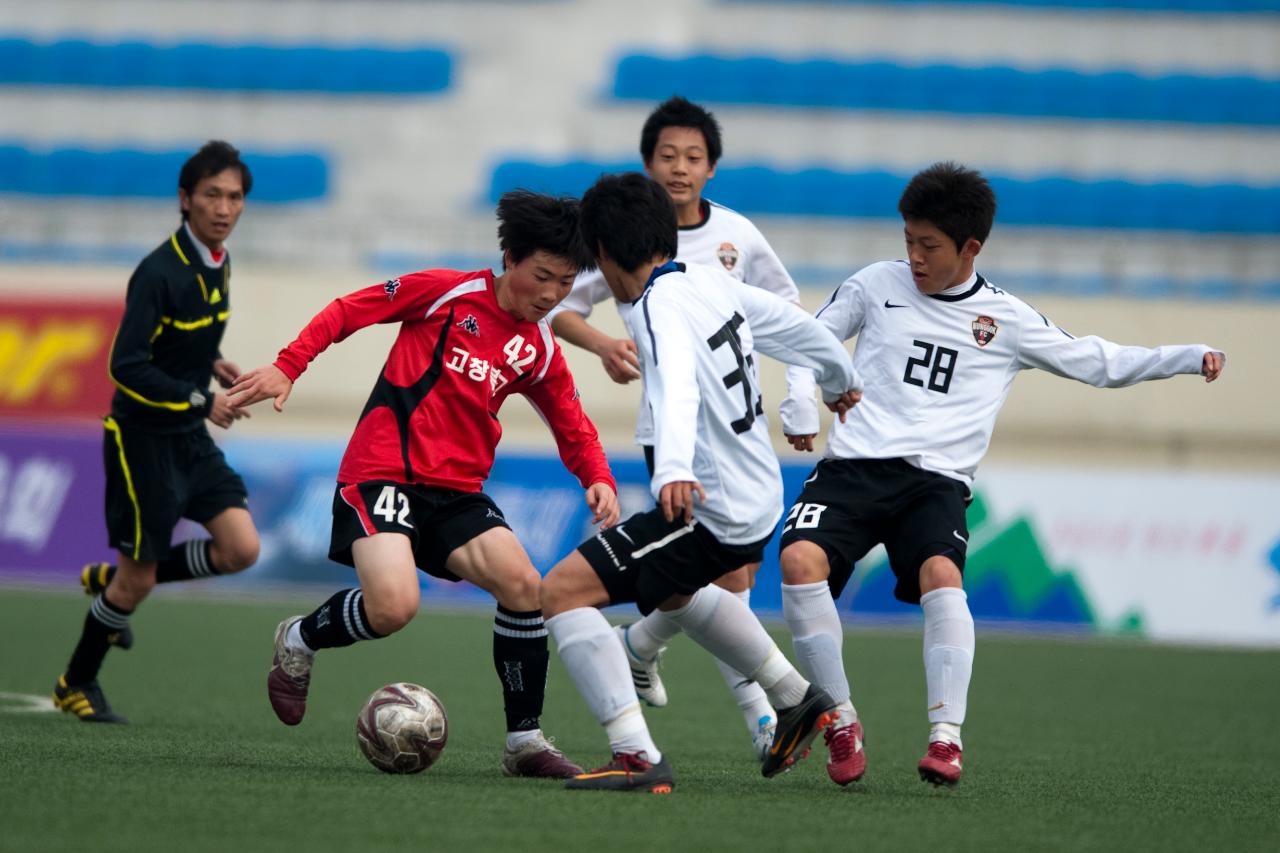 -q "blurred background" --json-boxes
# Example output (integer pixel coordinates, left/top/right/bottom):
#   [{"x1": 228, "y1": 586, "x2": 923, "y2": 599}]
[{"x1": 0, "y1": 0, "x2": 1277, "y2": 646}]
